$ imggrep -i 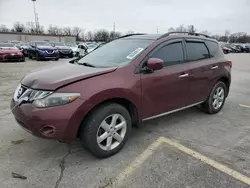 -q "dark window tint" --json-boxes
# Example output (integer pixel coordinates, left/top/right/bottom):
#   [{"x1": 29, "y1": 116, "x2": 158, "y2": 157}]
[
  {"x1": 206, "y1": 41, "x2": 218, "y2": 57},
  {"x1": 151, "y1": 42, "x2": 184, "y2": 66},
  {"x1": 186, "y1": 41, "x2": 209, "y2": 61}
]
